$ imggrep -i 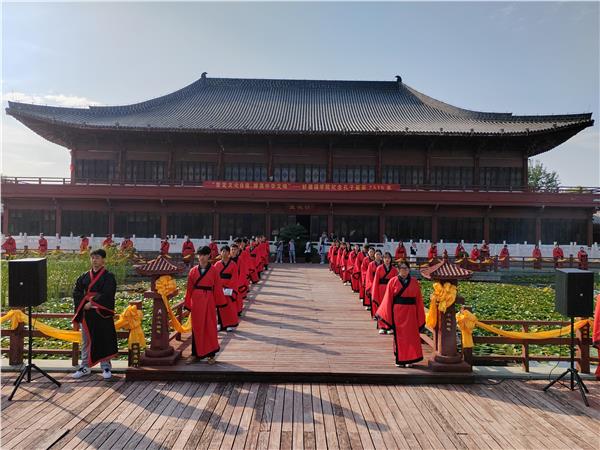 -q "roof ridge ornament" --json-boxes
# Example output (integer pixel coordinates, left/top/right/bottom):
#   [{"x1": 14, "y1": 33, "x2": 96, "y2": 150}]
[{"x1": 201, "y1": 72, "x2": 208, "y2": 81}]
